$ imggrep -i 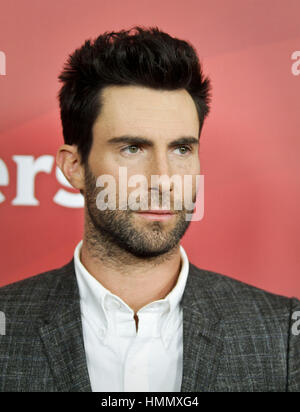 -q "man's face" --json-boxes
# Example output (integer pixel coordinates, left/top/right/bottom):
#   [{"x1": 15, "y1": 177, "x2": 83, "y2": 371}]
[{"x1": 84, "y1": 85, "x2": 200, "y2": 258}]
